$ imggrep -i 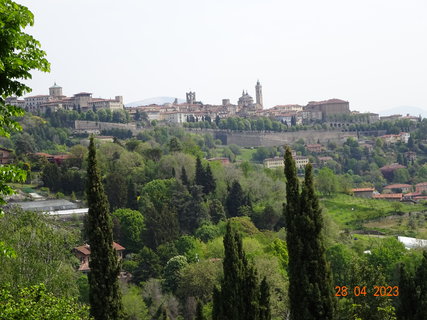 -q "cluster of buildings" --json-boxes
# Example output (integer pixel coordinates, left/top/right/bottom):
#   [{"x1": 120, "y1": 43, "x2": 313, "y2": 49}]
[
  {"x1": 352, "y1": 182, "x2": 427, "y2": 202},
  {"x1": 6, "y1": 81, "x2": 422, "y2": 129},
  {"x1": 129, "y1": 82, "x2": 357, "y2": 125},
  {"x1": 6, "y1": 83, "x2": 124, "y2": 113}
]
